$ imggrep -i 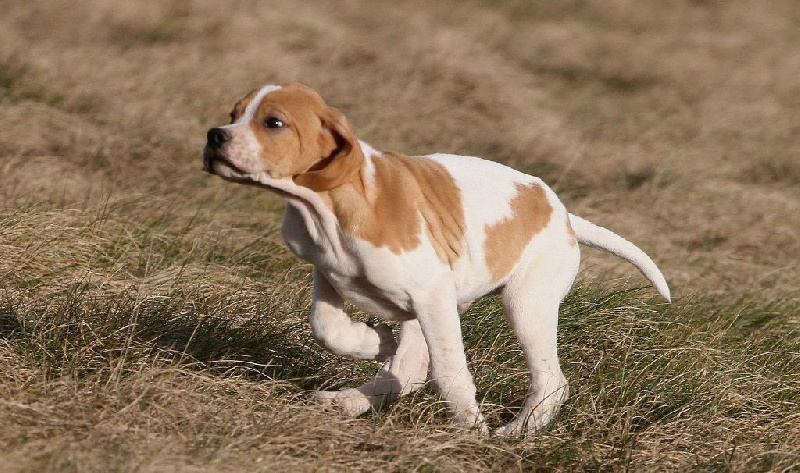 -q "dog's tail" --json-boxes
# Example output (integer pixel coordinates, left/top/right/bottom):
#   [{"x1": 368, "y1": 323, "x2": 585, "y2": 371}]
[{"x1": 569, "y1": 213, "x2": 671, "y2": 302}]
